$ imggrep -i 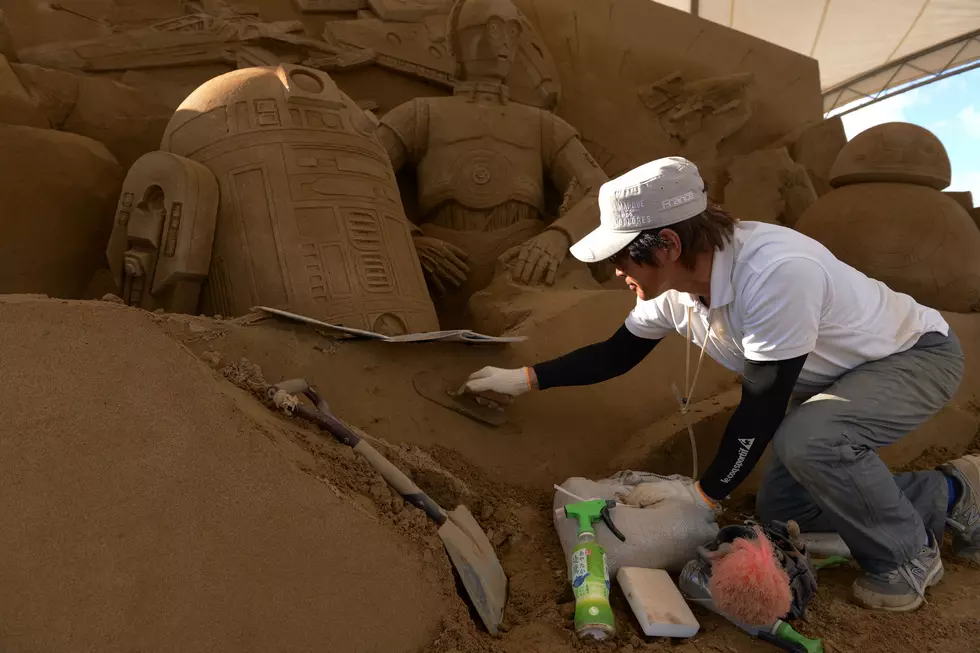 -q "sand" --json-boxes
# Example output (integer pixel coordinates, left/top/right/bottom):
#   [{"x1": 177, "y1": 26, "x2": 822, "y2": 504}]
[
  {"x1": 147, "y1": 299, "x2": 980, "y2": 653},
  {"x1": 0, "y1": 296, "x2": 449, "y2": 653},
  {"x1": 0, "y1": 293, "x2": 978, "y2": 653}
]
